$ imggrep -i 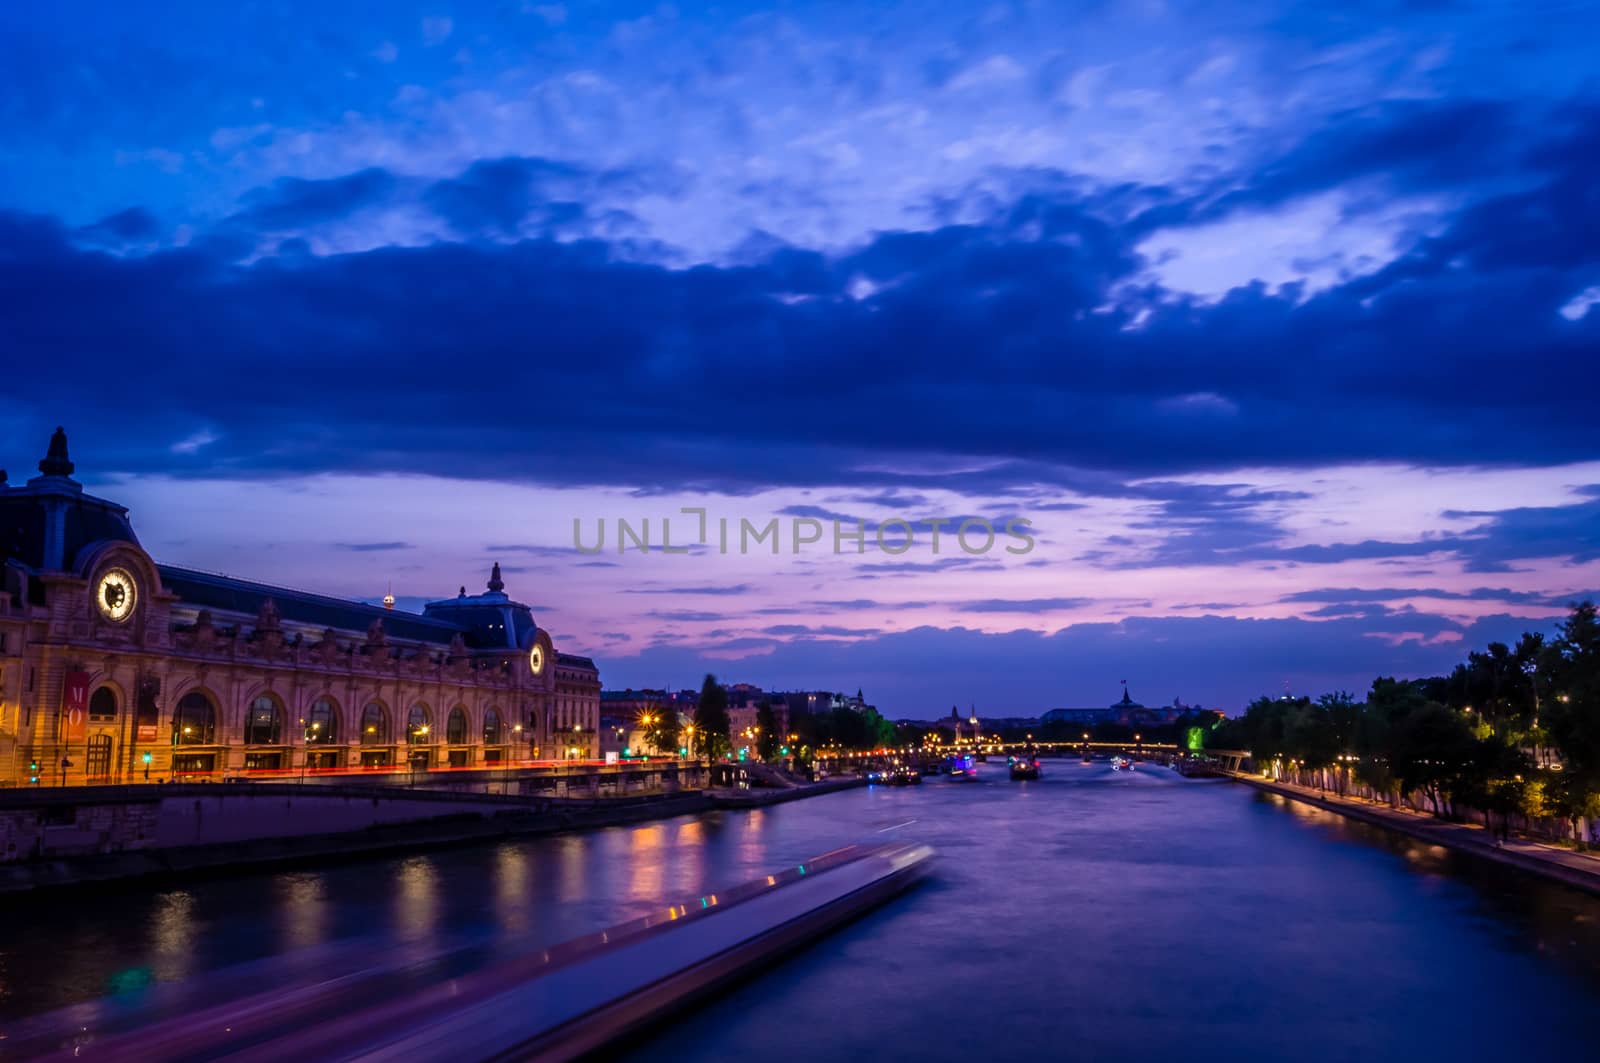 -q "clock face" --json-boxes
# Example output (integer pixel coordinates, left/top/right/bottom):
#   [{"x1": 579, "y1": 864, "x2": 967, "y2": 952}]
[
  {"x1": 97, "y1": 568, "x2": 137, "y2": 622},
  {"x1": 529, "y1": 644, "x2": 545, "y2": 676}
]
